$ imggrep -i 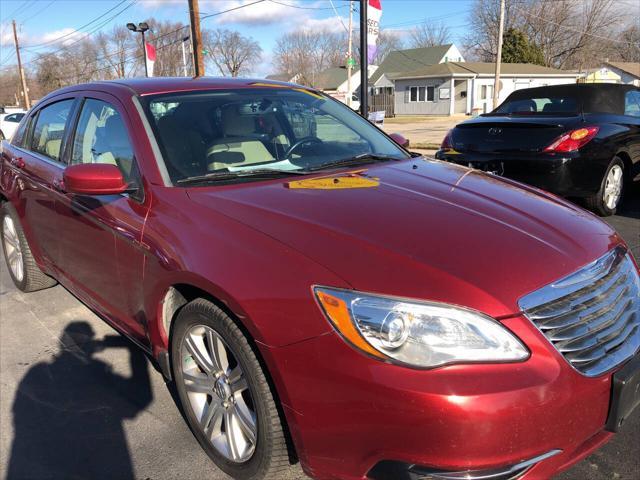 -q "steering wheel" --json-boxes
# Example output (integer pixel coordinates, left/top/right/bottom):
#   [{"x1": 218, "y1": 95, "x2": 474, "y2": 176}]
[{"x1": 285, "y1": 137, "x2": 323, "y2": 158}]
